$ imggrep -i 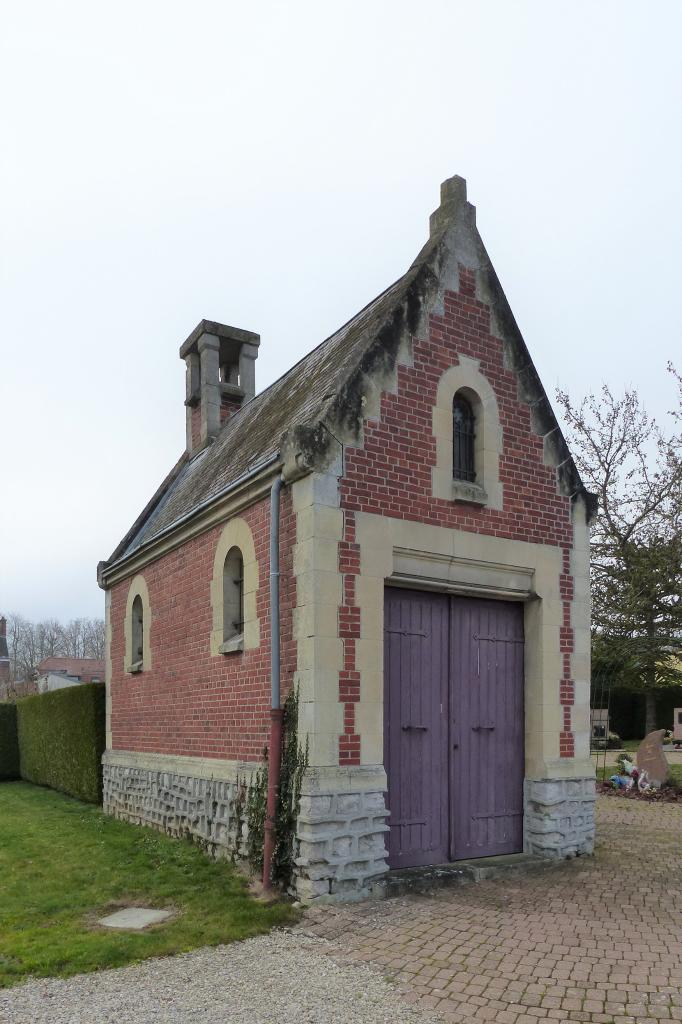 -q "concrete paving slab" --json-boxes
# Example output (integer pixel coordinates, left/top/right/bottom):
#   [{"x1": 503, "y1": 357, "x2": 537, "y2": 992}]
[{"x1": 98, "y1": 907, "x2": 172, "y2": 930}]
